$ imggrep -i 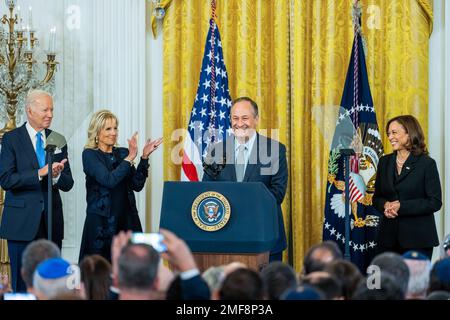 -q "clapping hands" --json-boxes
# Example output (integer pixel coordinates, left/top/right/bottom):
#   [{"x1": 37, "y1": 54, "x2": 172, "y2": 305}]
[{"x1": 142, "y1": 138, "x2": 163, "y2": 159}]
